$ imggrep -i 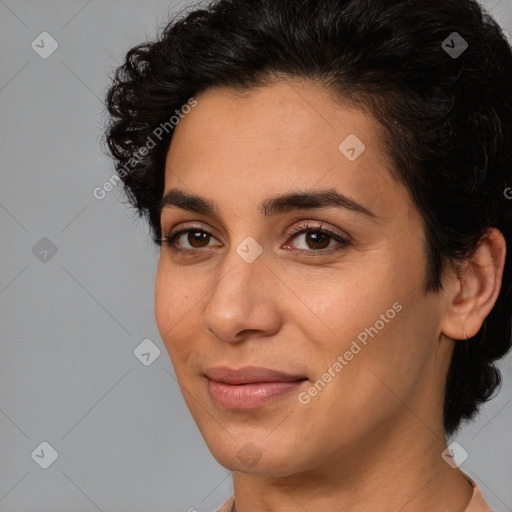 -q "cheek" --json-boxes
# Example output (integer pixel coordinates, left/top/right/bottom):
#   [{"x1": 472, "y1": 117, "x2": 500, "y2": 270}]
[
  {"x1": 319, "y1": 289, "x2": 438, "y2": 418},
  {"x1": 154, "y1": 256, "x2": 199, "y2": 323},
  {"x1": 154, "y1": 264, "x2": 174, "y2": 335},
  {"x1": 294, "y1": 265, "x2": 398, "y2": 350},
  {"x1": 154, "y1": 262, "x2": 196, "y2": 362},
  {"x1": 300, "y1": 263, "x2": 426, "y2": 388}
]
